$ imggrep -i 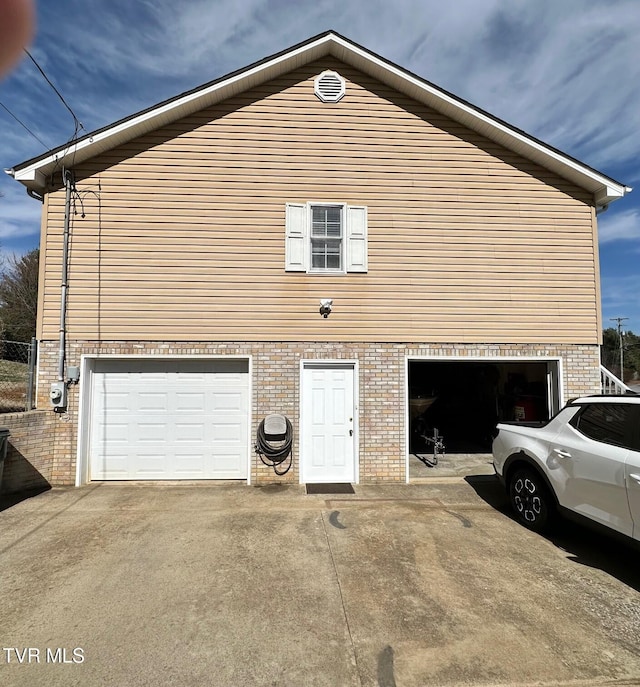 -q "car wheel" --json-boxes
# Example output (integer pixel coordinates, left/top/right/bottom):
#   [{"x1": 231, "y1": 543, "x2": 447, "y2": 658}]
[{"x1": 509, "y1": 468, "x2": 554, "y2": 532}]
